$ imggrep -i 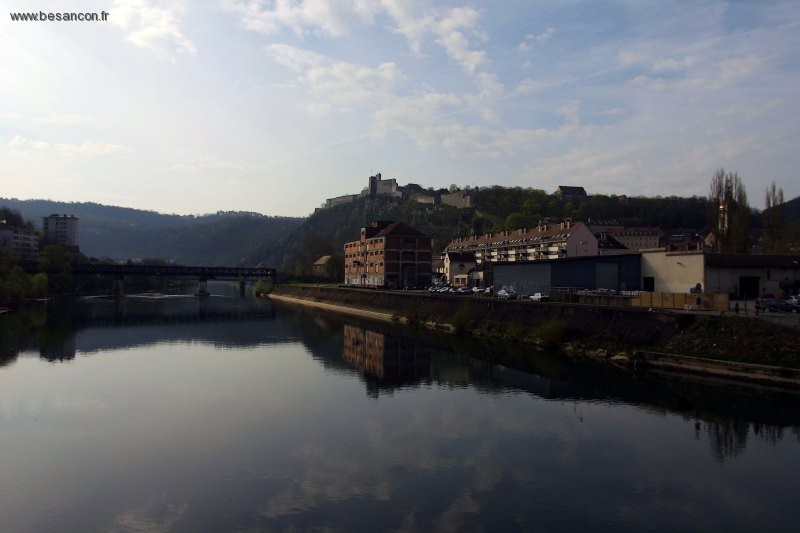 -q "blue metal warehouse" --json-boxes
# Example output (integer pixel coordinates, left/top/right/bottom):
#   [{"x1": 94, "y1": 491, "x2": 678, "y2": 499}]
[{"x1": 492, "y1": 254, "x2": 642, "y2": 295}]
